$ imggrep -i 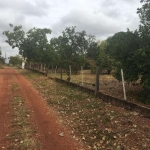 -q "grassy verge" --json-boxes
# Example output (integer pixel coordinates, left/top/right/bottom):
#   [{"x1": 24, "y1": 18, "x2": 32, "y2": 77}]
[
  {"x1": 18, "y1": 69, "x2": 150, "y2": 150},
  {"x1": 7, "y1": 83, "x2": 41, "y2": 150}
]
